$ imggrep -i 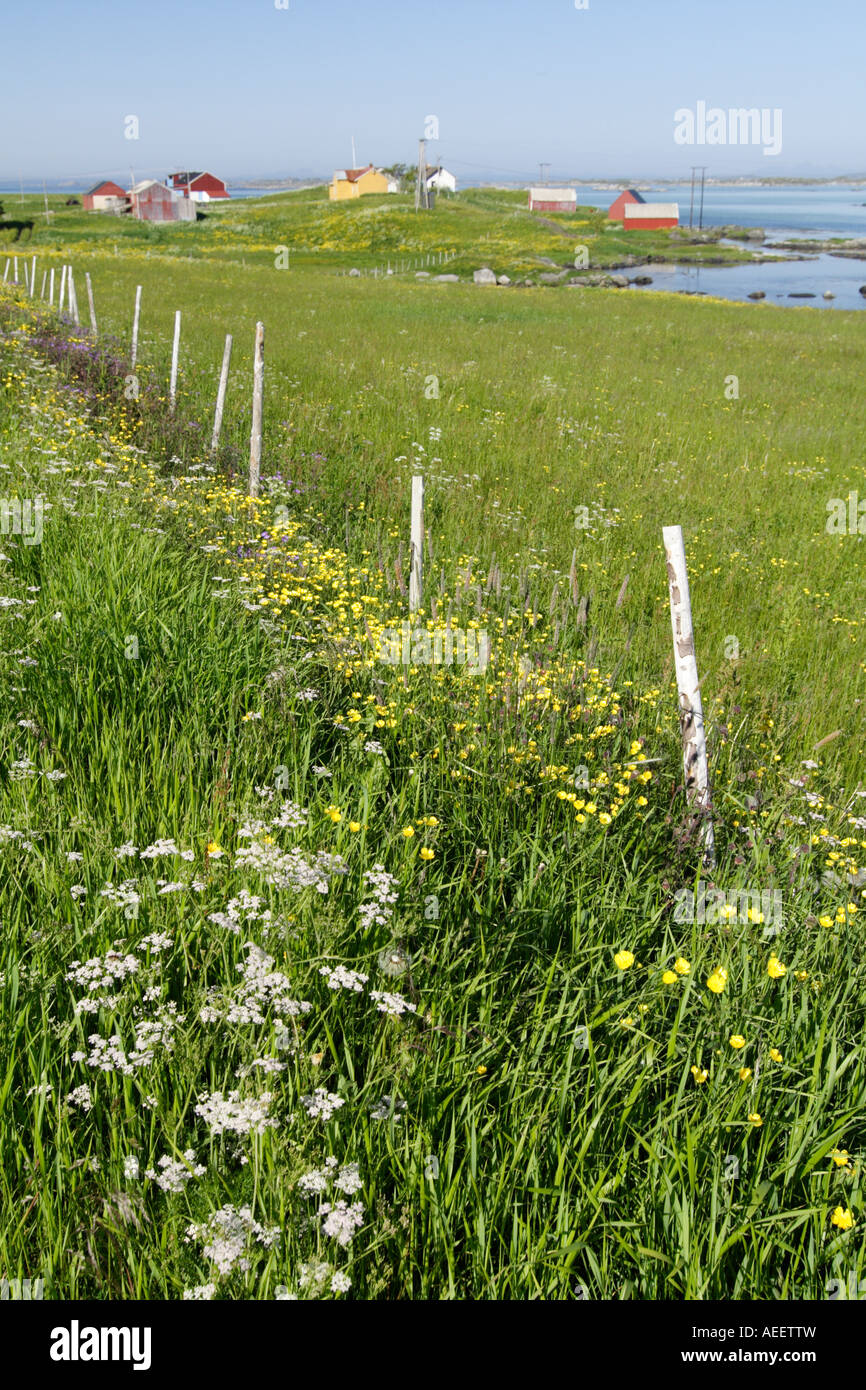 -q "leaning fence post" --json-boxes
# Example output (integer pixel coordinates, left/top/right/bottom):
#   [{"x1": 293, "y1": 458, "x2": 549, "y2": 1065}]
[
  {"x1": 40, "y1": 270, "x2": 47, "y2": 299},
  {"x1": 211, "y1": 333, "x2": 233, "y2": 454},
  {"x1": 410, "y1": 474, "x2": 424, "y2": 613},
  {"x1": 69, "y1": 267, "x2": 80, "y2": 325},
  {"x1": 169, "y1": 309, "x2": 181, "y2": 413},
  {"x1": 131, "y1": 285, "x2": 142, "y2": 368},
  {"x1": 662, "y1": 524, "x2": 715, "y2": 866},
  {"x1": 85, "y1": 272, "x2": 97, "y2": 333},
  {"x1": 29, "y1": 256, "x2": 36, "y2": 297},
  {"x1": 2, "y1": 259, "x2": 9, "y2": 283},
  {"x1": 249, "y1": 321, "x2": 264, "y2": 497}
]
